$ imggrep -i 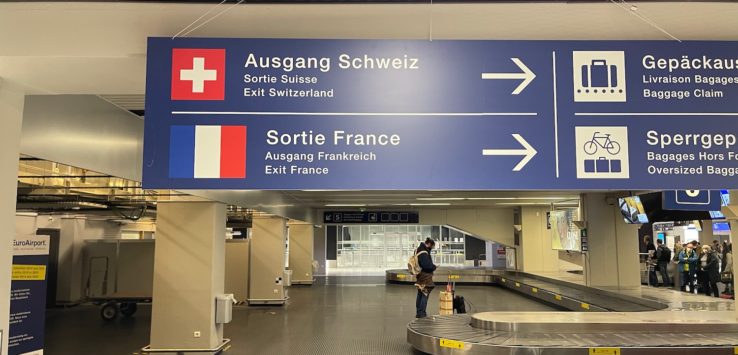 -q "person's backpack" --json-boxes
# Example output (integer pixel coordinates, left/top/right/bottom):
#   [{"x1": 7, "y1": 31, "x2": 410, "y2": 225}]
[
  {"x1": 658, "y1": 246, "x2": 671, "y2": 262},
  {"x1": 407, "y1": 250, "x2": 428, "y2": 275}
]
